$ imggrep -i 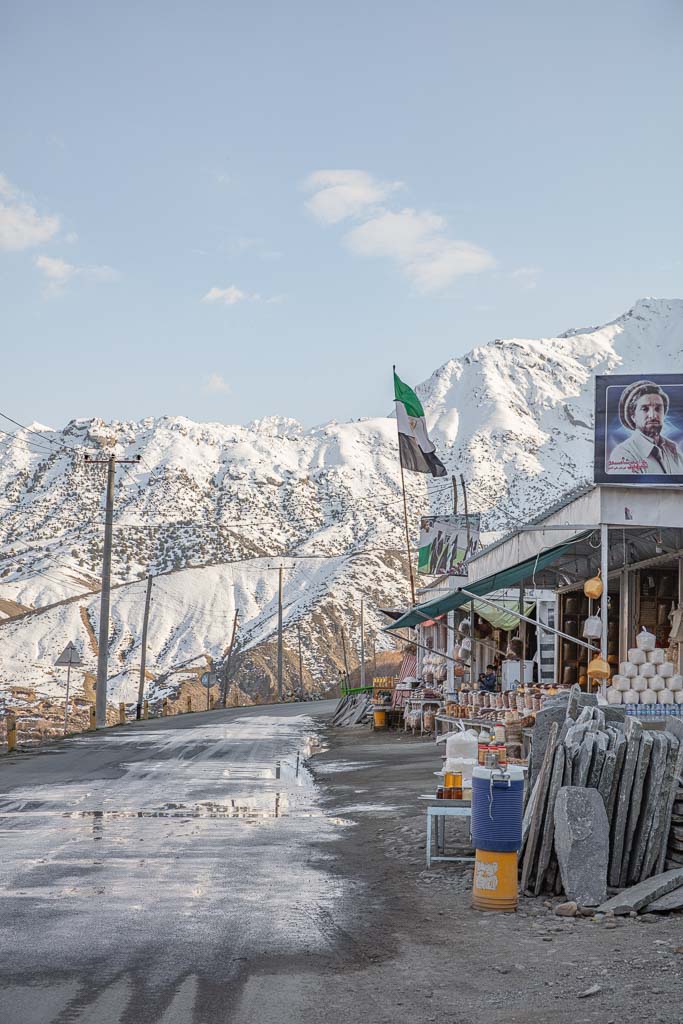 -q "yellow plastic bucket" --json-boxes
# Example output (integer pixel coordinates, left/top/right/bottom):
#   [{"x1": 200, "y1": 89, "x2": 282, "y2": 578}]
[
  {"x1": 373, "y1": 709, "x2": 387, "y2": 729},
  {"x1": 471, "y1": 849, "x2": 518, "y2": 912}
]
